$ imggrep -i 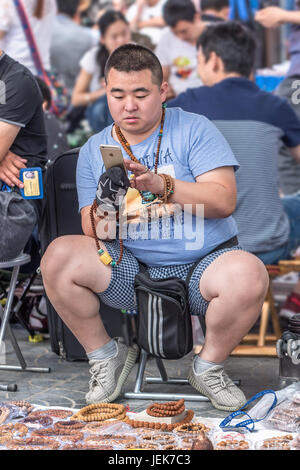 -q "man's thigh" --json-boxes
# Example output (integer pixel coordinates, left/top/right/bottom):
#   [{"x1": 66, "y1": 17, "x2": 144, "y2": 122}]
[
  {"x1": 42, "y1": 234, "x2": 112, "y2": 294},
  {"x1": 192, "y1": 249, "x2": 267, "y2": 312}
]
